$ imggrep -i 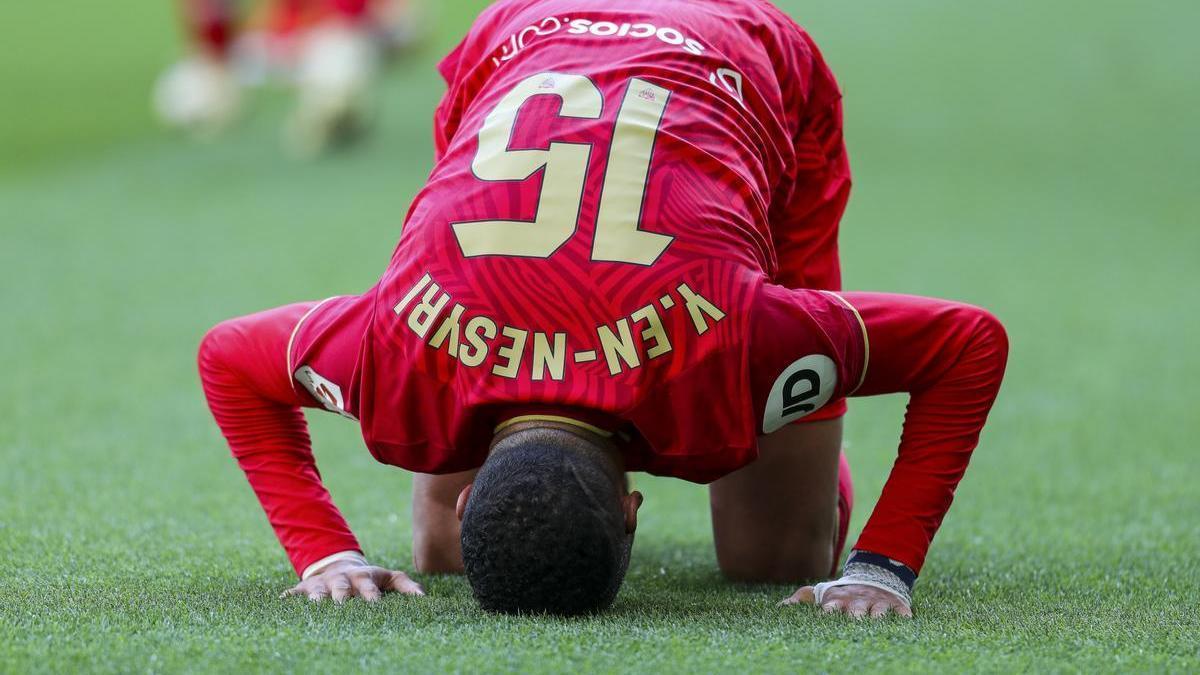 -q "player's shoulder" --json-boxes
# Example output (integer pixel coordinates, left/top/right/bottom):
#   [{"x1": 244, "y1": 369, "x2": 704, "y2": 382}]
[
  {"x1": 732, "y1": 0, "x2": 821, "y2": 50},
  {"x1": 436, "y1": 0, "x2": 537, "y2": 82},
  {"x1": 701, "y1": 0, "x2": 834, "y2": 108},
  {"x1": 747, "y1": 284, "x2": 867, "y2": 430},
  {"x1": 288, "y1": 293, "x2": 377, "y2": 420},
  {"x1": 460, "y1": 0, "x2": 550, "y2": 42}
]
